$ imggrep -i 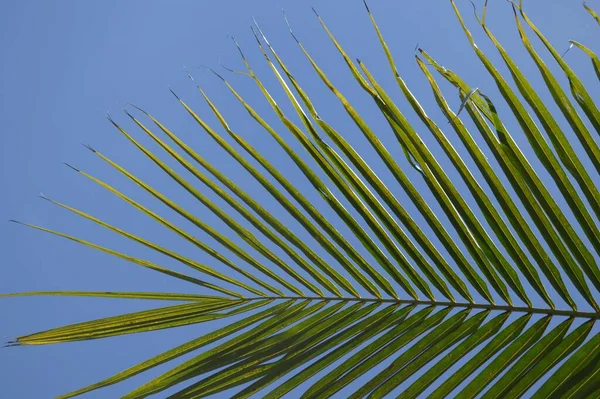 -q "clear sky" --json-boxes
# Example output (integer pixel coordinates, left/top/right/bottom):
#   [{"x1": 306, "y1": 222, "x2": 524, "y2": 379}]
[{"x1": 1, "y1": 0, "x2": 599, "y2": 397}]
